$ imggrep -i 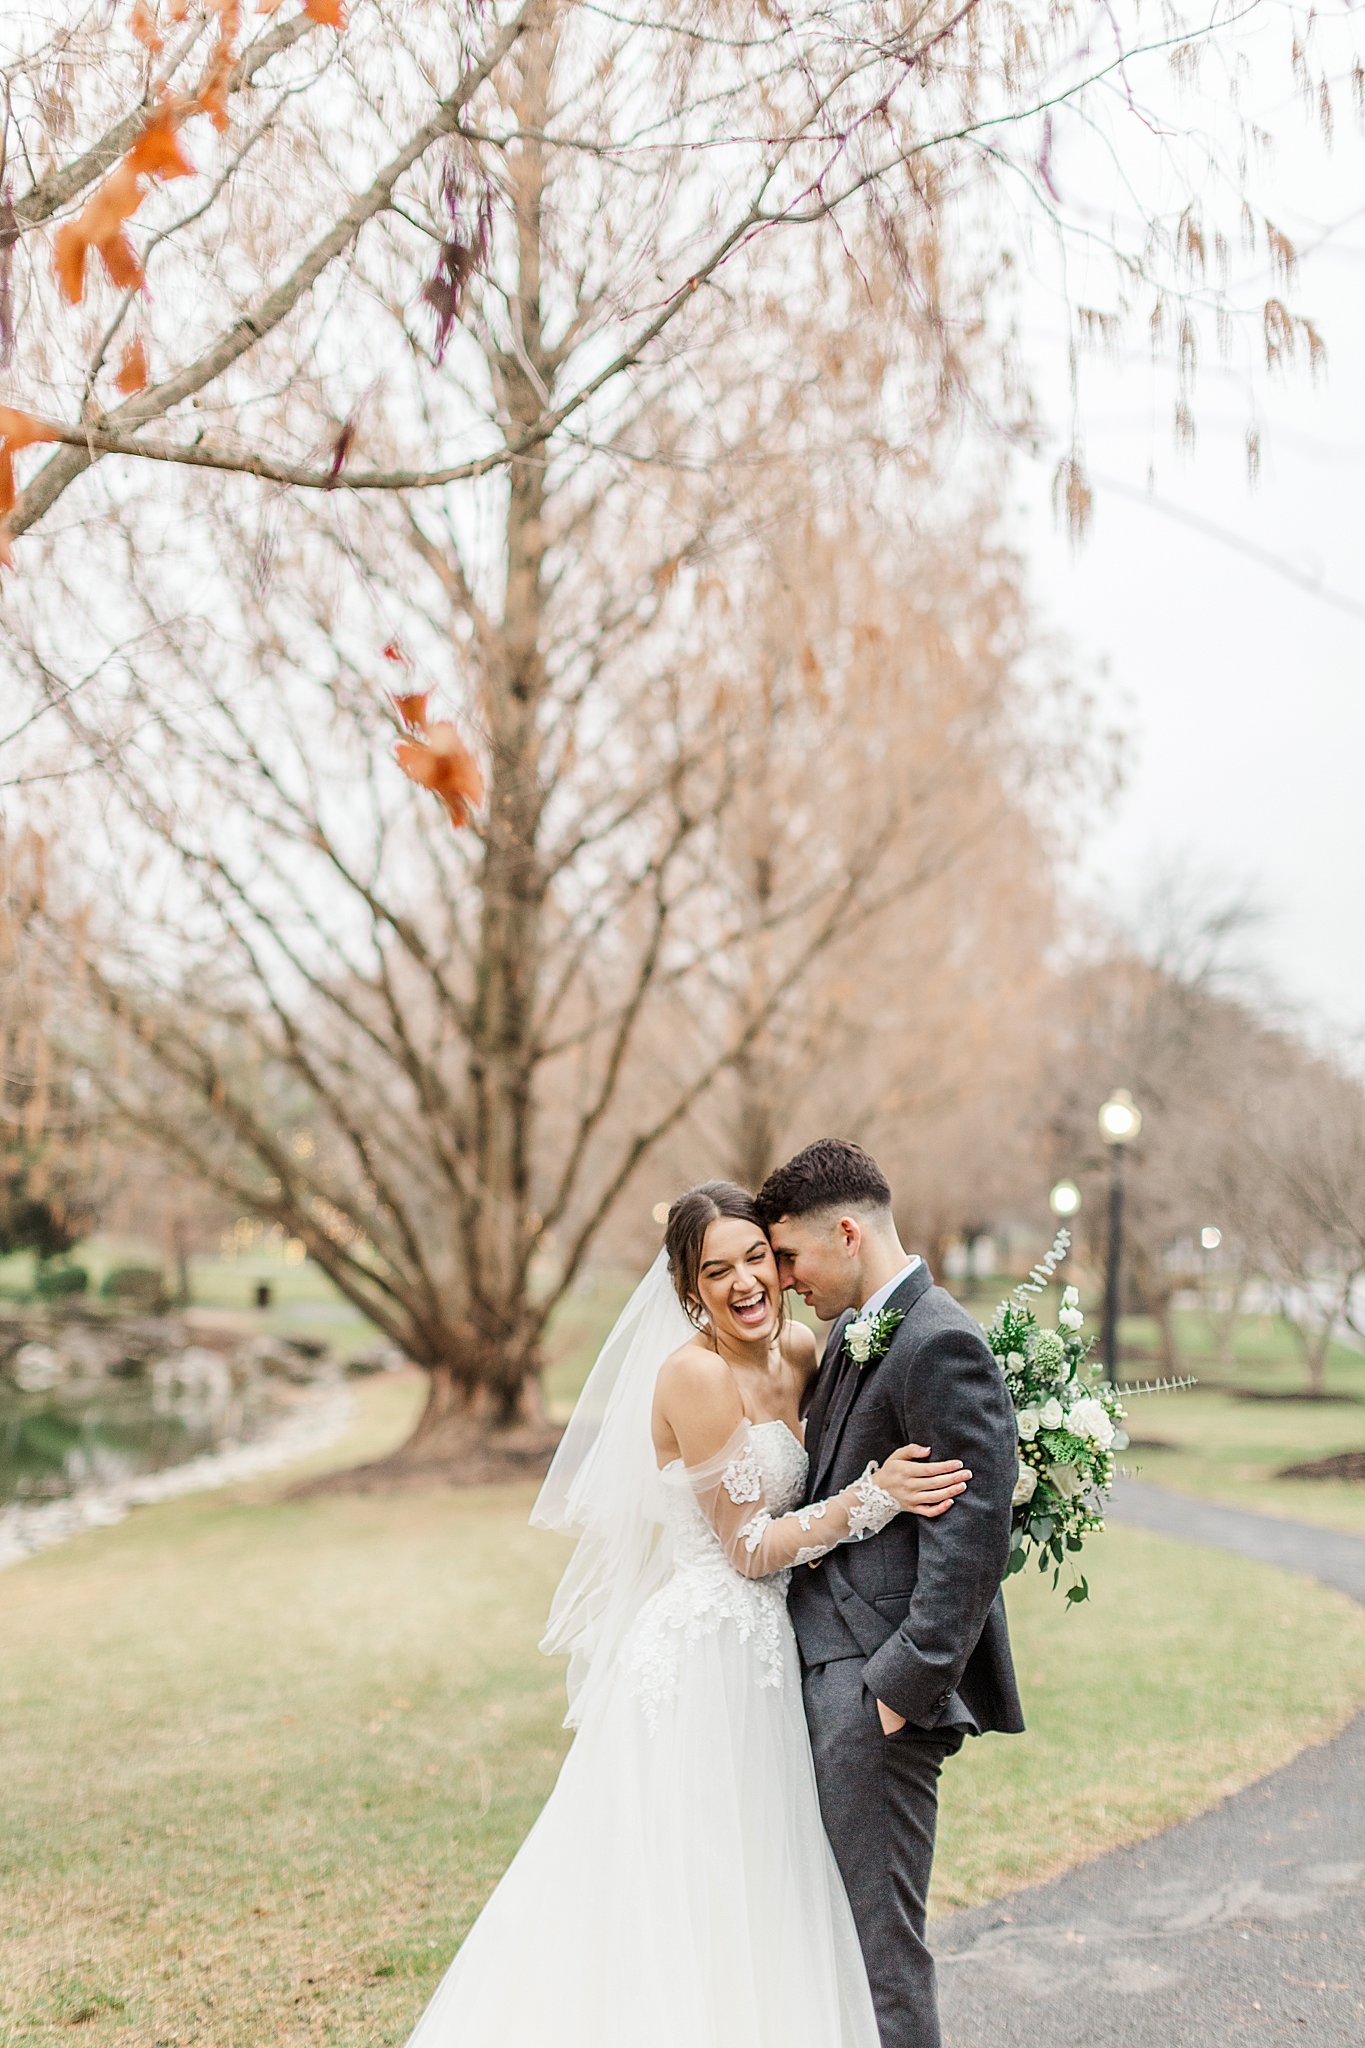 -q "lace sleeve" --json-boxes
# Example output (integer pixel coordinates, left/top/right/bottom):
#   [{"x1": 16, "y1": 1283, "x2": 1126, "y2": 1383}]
[{"x1": 684, "y1": 1423, "x2": 899, "y2": 1581}]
